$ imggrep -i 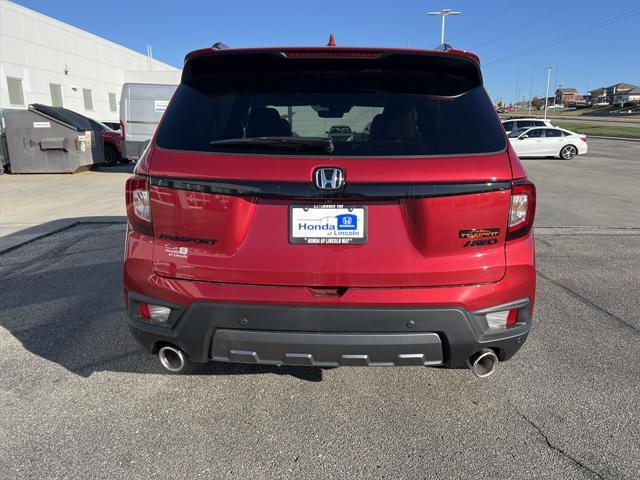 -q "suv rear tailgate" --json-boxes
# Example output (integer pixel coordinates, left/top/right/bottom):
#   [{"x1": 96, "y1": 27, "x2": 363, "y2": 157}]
[
  {"x1": 149, "y1": 150, "x2": 511, "y2": 287},
  {"x1": 148, "y1": 48, "x2": 512, "y2": 289}
]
